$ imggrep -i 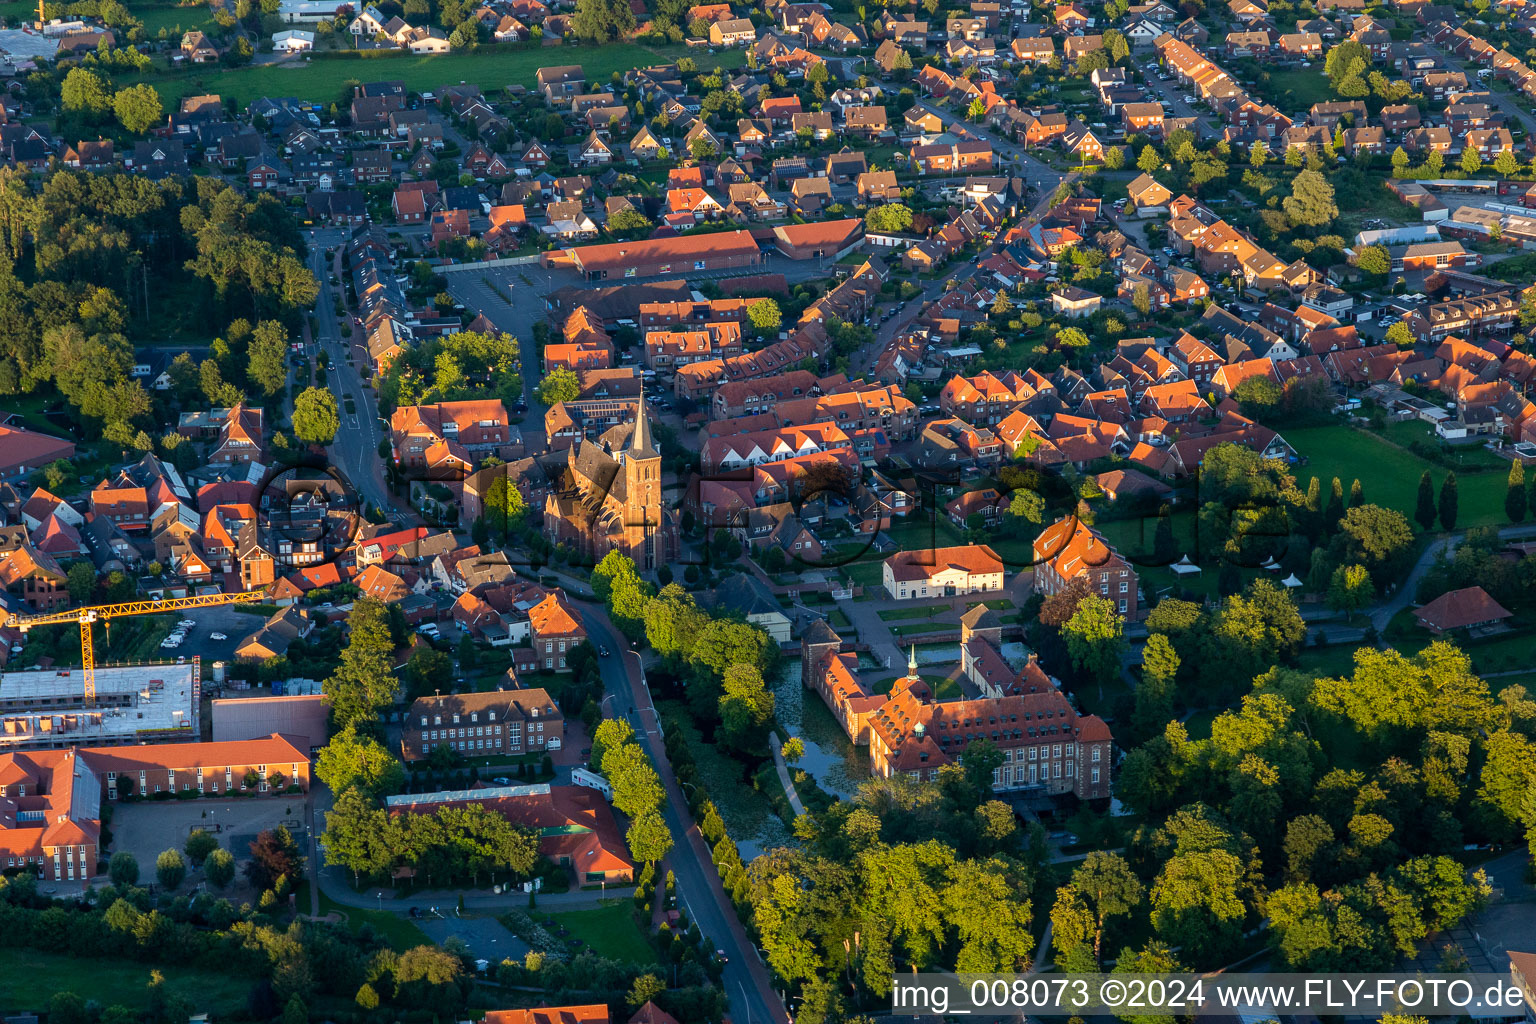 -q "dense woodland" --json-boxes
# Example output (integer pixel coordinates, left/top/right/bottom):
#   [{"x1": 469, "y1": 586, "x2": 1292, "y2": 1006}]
[{"x1": 0, "y1": 168, "x2": 315, "y2": 450}]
